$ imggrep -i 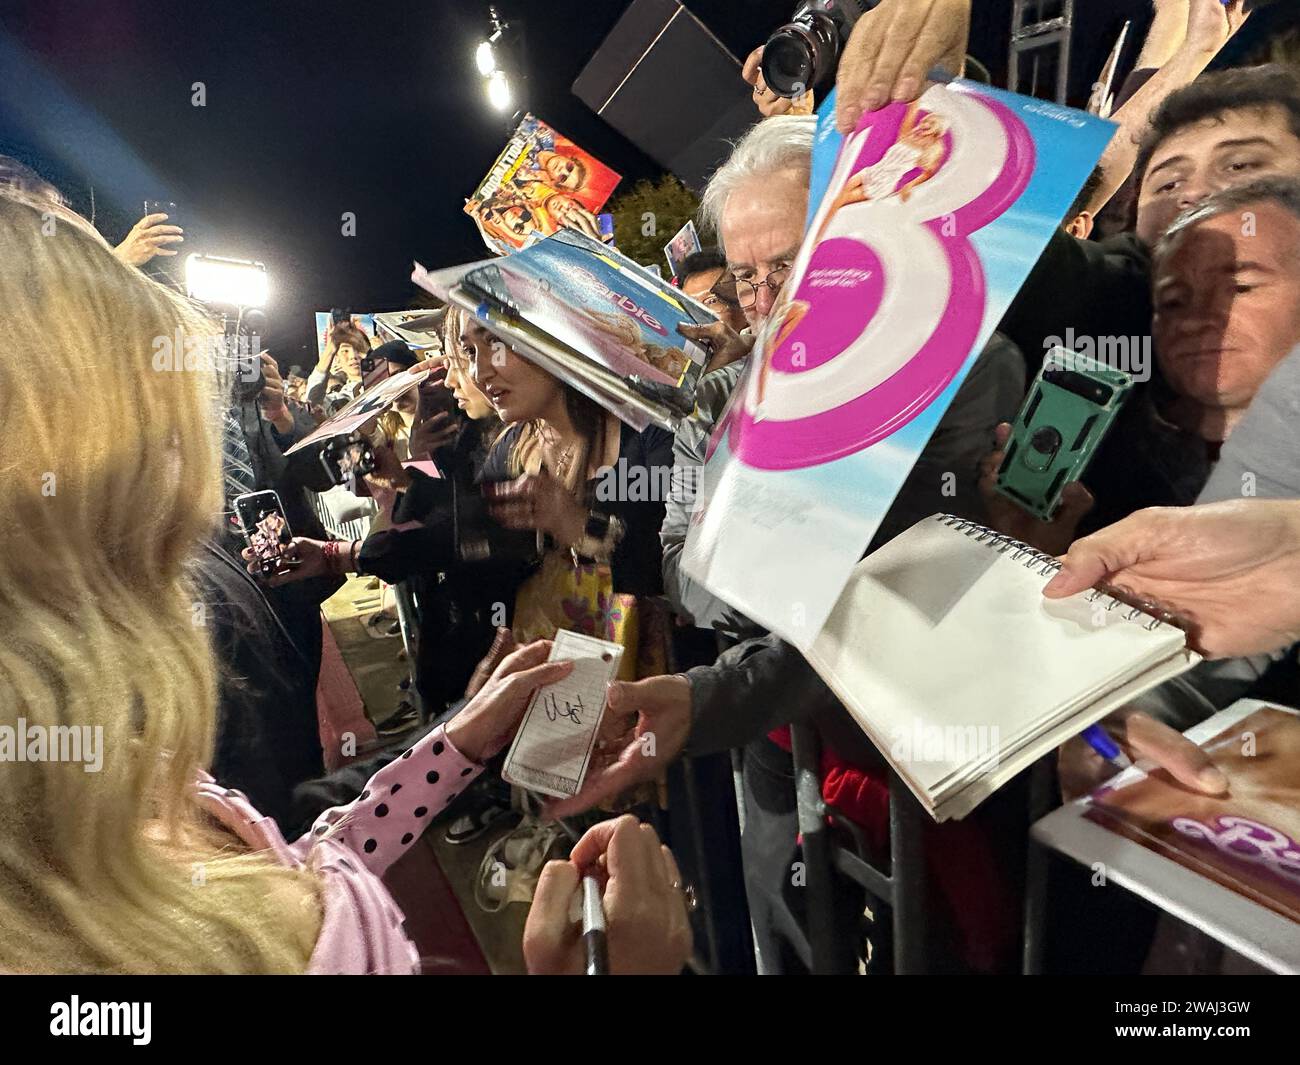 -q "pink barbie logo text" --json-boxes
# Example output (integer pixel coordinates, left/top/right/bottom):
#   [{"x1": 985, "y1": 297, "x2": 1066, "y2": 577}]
[
  {"x1": 1172, "y1": 814, "x2": 1300, "y2": 889},
  {"x1": 574, "y1": 266, "x2": 667, "y2": 336}
]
